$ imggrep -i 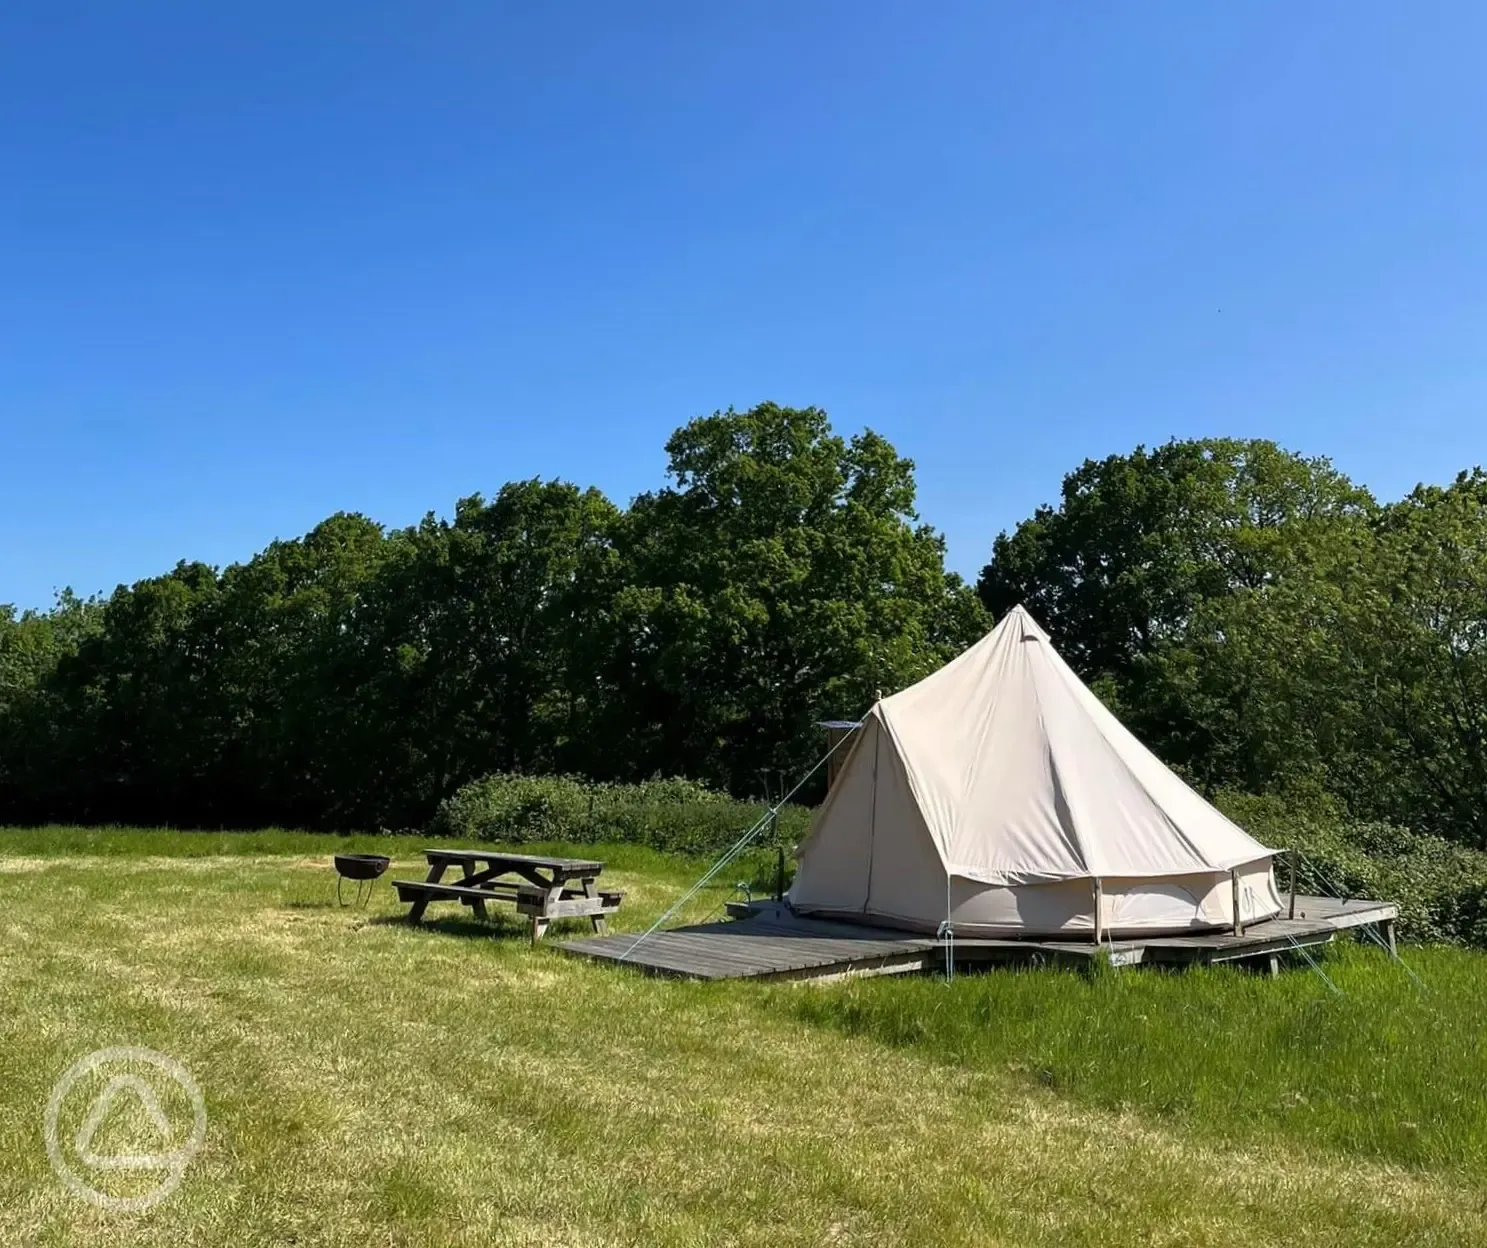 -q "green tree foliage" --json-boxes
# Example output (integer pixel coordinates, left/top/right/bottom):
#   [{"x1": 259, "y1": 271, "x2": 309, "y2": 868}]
[
  {"x1": 593, "y1": 404, "x2": 988, "y2": 792},
  {"x1": 1180, "y1": 471, "x2": 1487, "y2": 843},
  {"x1": 977, "y1": 438, "x2": 1378, "y2": 792},
  {"x1": 204, "y1": 512, "x2": 397, "y2": 825},
  {"x1": 1360, "y1": 471, "x2": 1487, "y2": 843},
  {"x1": 0, "y1": 591, "x2": 102, "y2": 813},
  {"x1": 353, "y1": 480, "x2": 622, "y2": 823},
  {"x1": 977, "y1": 438, "x2": 1374, "y2": 678},
  {"x1": 981, "y1": 441, "x2": 1487, "y2": 847},
  {"x1": 0, "y1": 405, "x2": 978, "y2": 828},
  {"x1": 8, "y1": 412, "x2": 1486, "y2": 854}
]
